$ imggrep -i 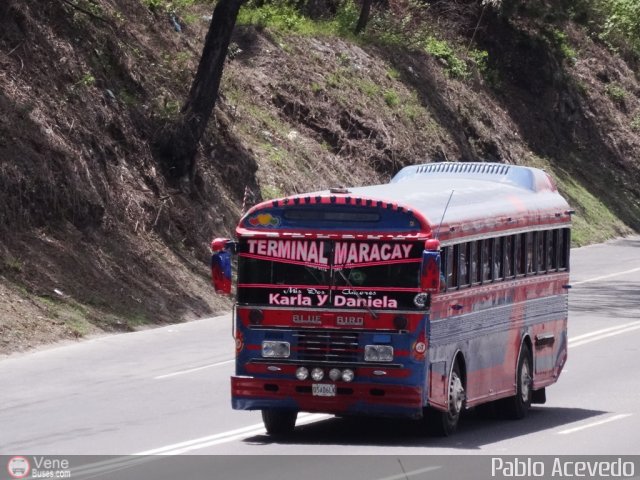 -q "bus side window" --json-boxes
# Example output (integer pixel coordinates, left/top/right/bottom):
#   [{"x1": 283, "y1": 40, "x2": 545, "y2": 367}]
[
  {"x1": 525, "y1": 232, "x2": 534, "y2": 275},
  {"x1": 447, "y1": 245, "x2": 458, "y2": 289},
  {"x1": 504, "y1": 235, "x2": 514, "y2": 278},
  {"x1": 494, "y1": 237, "x2": 503, "y2": 281},
  {"x1": 481, "y1": 239, "x2": 493, "y2": 283},
  {"x1": 471, "y1": 241, "x2": 481, "y2": 285},
  {"x1": 459, "y1": 242, "x2": 470, "y2": 288},
  {"x1": 515, "y1": 233, "x2": 524, "y2": 276},
  {"x1": 559, "y1": 228, "x2": 570, "y2": 270},
  {"x1": 535, "y1": 231, "x2": 545, "y2": 274},
  {"x1": 440, "y1": 247, "x2": 448, "y2": 291},
  {"x1": 549, "y1": 229, "x2": 559, "y2": 271}
]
